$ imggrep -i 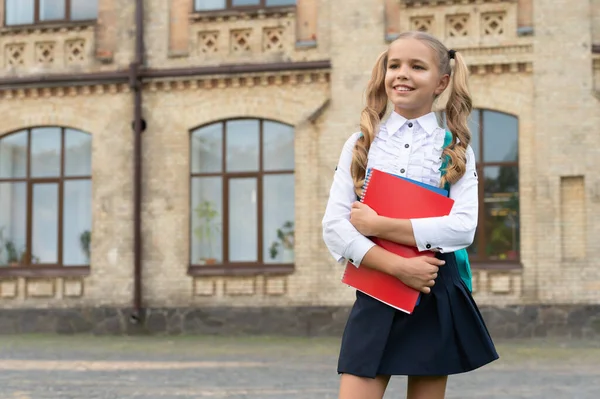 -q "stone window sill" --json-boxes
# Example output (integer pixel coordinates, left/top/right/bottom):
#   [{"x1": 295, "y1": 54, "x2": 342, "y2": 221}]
[
  {"x1": 0, "y1": 20, "x2": 96, "y2": 36},
  {"x1": 0, "y1": 266, "x2": 90, "y2": 278},
  {"x1": 188, "y1": 264, "x2": 294, "y2": 277},
  {"x1": 190, "y1": 6, "x2": 296, "y2": 22}
]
